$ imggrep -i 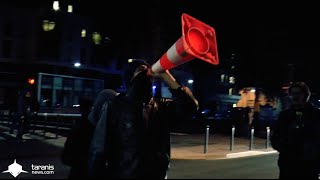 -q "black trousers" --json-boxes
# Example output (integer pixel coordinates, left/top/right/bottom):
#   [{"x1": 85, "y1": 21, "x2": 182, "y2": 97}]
[{"x1": 278, "y1": 158, "x2": 319, "y2": 179}]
